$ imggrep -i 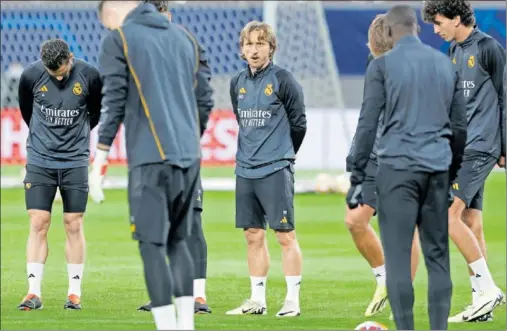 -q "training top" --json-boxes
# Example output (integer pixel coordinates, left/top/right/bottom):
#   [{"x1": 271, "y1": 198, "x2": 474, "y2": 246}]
[
  {"x1": 349, "y1": 36, "x2": 467, "y2": 184},
  {"x1": 448, "y1": 27, "x2": 506, "y2": 157},
  {"x1": 17, "y1": 59, "x2": 102, "y2": 169},
  {"x1": 98, "y1": 3, "x2": 214, "y2": 170},
  {"x1": 346, "y1": 52, "x2": 384, "y2": 171},
  {"x1": 230, "y1": 62, "x2": 307, "y2": 179}
]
